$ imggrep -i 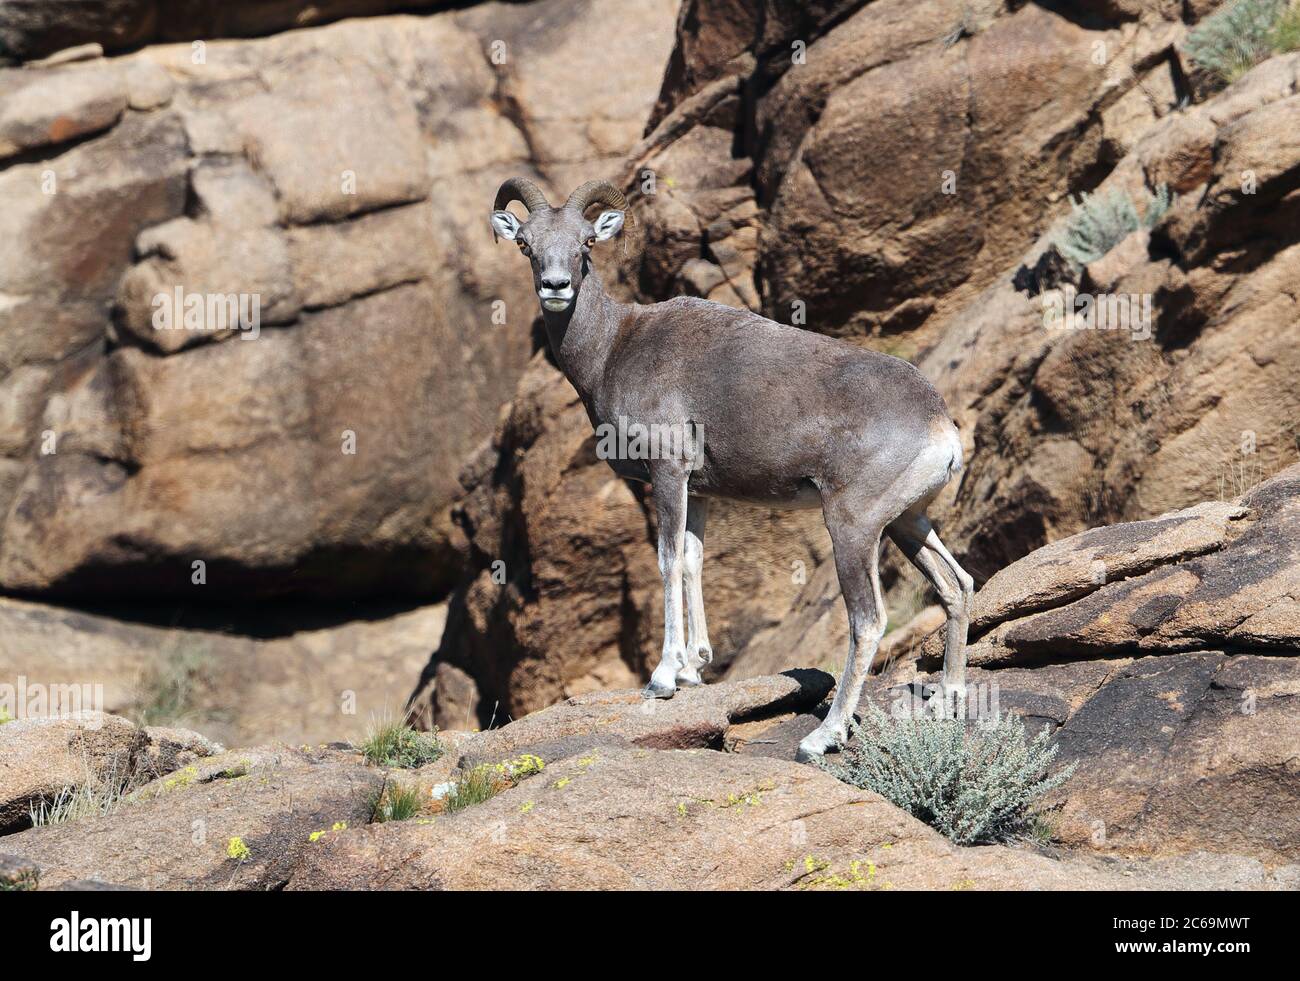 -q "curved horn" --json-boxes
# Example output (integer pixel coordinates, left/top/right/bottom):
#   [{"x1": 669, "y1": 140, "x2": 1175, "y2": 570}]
[
  {"x1": 493, "y1": 176, "x2": 550, "y2": 214},
  {"x1": 565, "y1": 179, "x2": 627, "y2": 216}
]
